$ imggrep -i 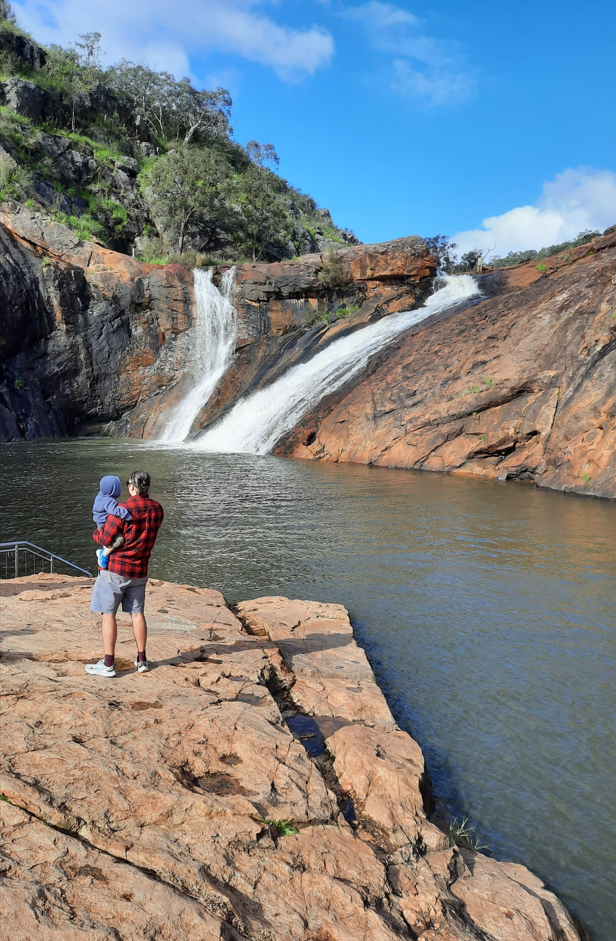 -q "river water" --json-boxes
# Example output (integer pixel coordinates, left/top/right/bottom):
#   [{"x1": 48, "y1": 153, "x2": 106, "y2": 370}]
[{"x1": 2, "y1": 439, "x2": 615, "y2": 939}]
